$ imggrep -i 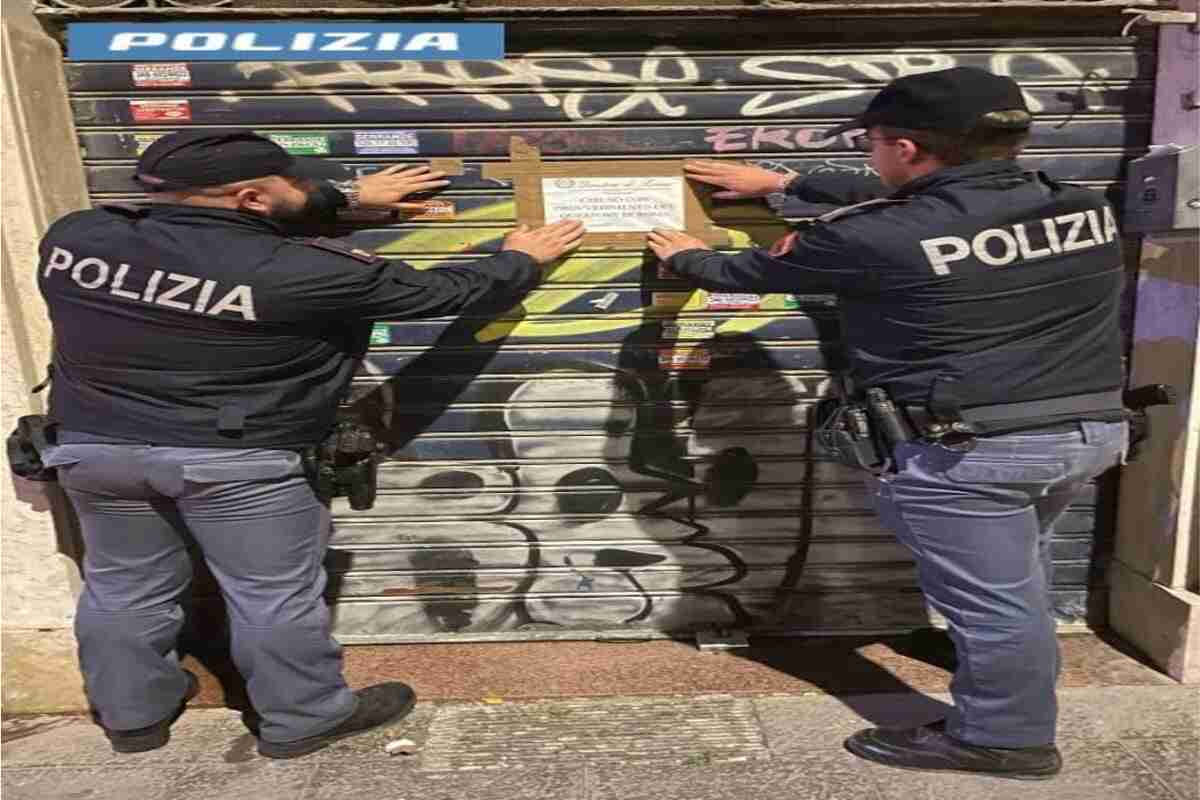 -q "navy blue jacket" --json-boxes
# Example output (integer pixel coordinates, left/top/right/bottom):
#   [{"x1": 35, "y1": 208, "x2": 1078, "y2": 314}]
[
  {"x1": 668, "y1": 160, "x2": 1125, "y2": 408},
  {"x1": 38, "y1": 204, "x2": 539, "y2": 447}
]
